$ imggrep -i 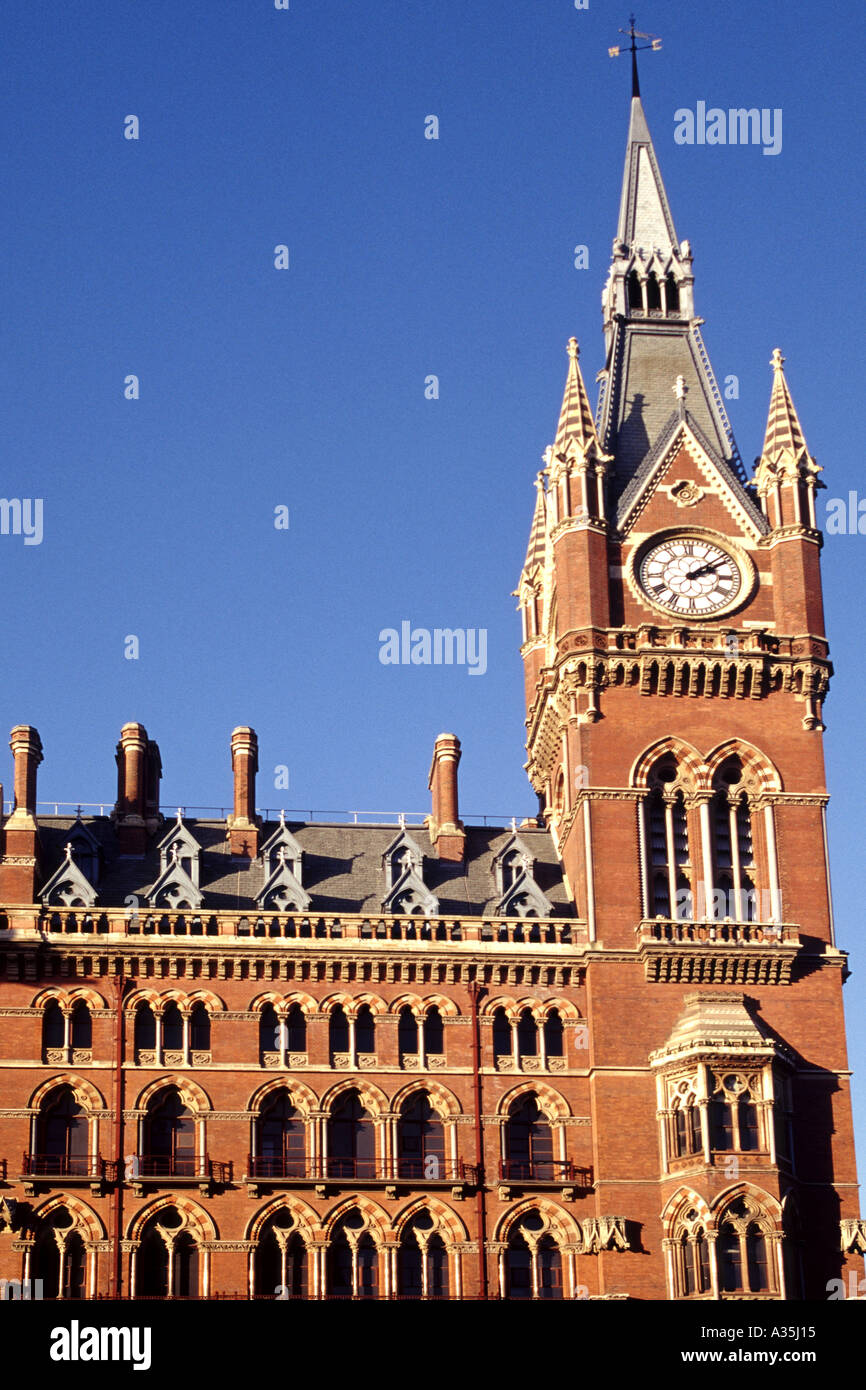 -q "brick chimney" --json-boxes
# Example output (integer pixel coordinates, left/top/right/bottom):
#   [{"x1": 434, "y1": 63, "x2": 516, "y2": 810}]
[
  {"x1": 427, "y1": 732, "x2": 465, "y2": 861},
  {"x1": 227, "y1": 726, "x2": 259, "y2": 858},
  {"x1": 0, "y1": 725, "x2": 43, "y2": 902},
  {"x1": 115, "y1": 722, "x2": 149, "y2": 856}
]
